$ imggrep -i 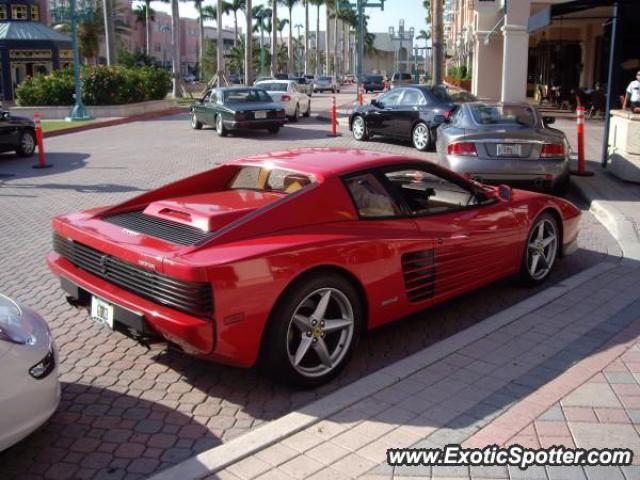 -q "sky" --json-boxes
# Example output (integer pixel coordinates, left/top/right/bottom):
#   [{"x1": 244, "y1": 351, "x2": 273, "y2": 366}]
[{"x1": 143, "y1": 0, "x2": 430, "y2": 37}]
